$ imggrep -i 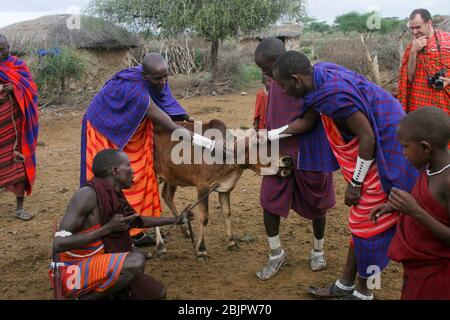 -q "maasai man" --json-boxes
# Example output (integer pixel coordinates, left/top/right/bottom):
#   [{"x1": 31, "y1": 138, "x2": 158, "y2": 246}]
[
  {"x1": 141, "y1": 53, "x2": 194, "y2": 122},
  {"x1": 0, "y1": 34, "x2": 38, "y2": 221},
  {"x1": 372, "y1": 107, "x2": 450, "y2": 300},
  {"x1": 253, "y1": 74, "x2": 271, "y2": 130},
  {"x1": 51, "y1": 149, "x2": 192, "y2": 300},
  {"x1": 398, "y1": 9, "x2": 450, "y2": 114},
  {"x1": 80, "y1": 53, "x2": 215, "y2": 246},
  {"x1": 253, "y1": 38, "x2": 338, "y2": 280},
  {"x1": 272, "y1": 51, "x2": 418, "y2": 300}
]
